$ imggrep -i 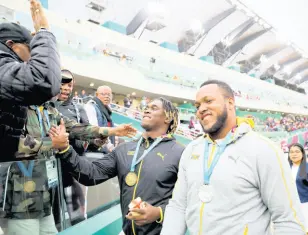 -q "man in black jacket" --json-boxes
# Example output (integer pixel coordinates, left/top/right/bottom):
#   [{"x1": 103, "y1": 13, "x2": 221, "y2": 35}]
[
  {"x1": 0, "y1": 0, "x2": 61, "y2": 162},
  {"x1": 54, "y1": 97, "x2": 185, "y2": 235},
  {"x1": 56, "y1": 69, "x2": 88, "y2": 225},
  {"x1": 57, "y1": 69, "x2": 89, "y2": 154}
]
